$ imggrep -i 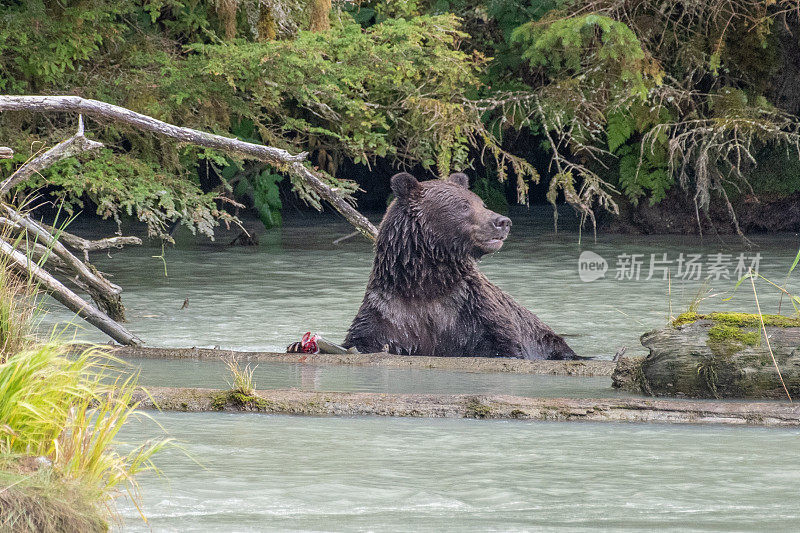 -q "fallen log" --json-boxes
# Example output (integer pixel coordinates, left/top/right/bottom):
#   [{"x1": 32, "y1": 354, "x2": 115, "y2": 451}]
[
  {"x1": 0, "y1": 210, "x2": 128, "y2": 321},
  {"x1": 132, "y1": 386, "x2": 800, "y2": 427},
  {"x1": 612, "y1": 312, "x2": 800, "y2": 399},
  {"x1": 11, "y1": 238, "x2": 125, "y2": 320},
  {"x1": 0, "y1": 95, "x2": 381, "y2": 344},
  {"x1": 0, "y1": 240, "x2": 141, "y2": 345},
  {"x1": 110, "y1": 345, "x2": 617, "y2": 376}
]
